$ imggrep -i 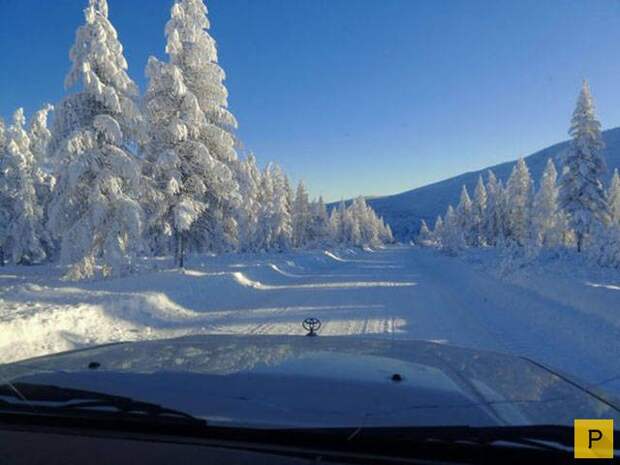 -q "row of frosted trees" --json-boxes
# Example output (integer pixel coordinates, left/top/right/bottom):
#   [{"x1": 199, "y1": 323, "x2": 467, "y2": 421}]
[
  {"x1": 236, "y1": 156, "x2": 392, "y2": 255},
  {"x1": 419, "y1": 81, "x2": 620, "y2": 268},
  {"x1": 0, "y1": 0, "x2": 391, "y2": 279}
]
